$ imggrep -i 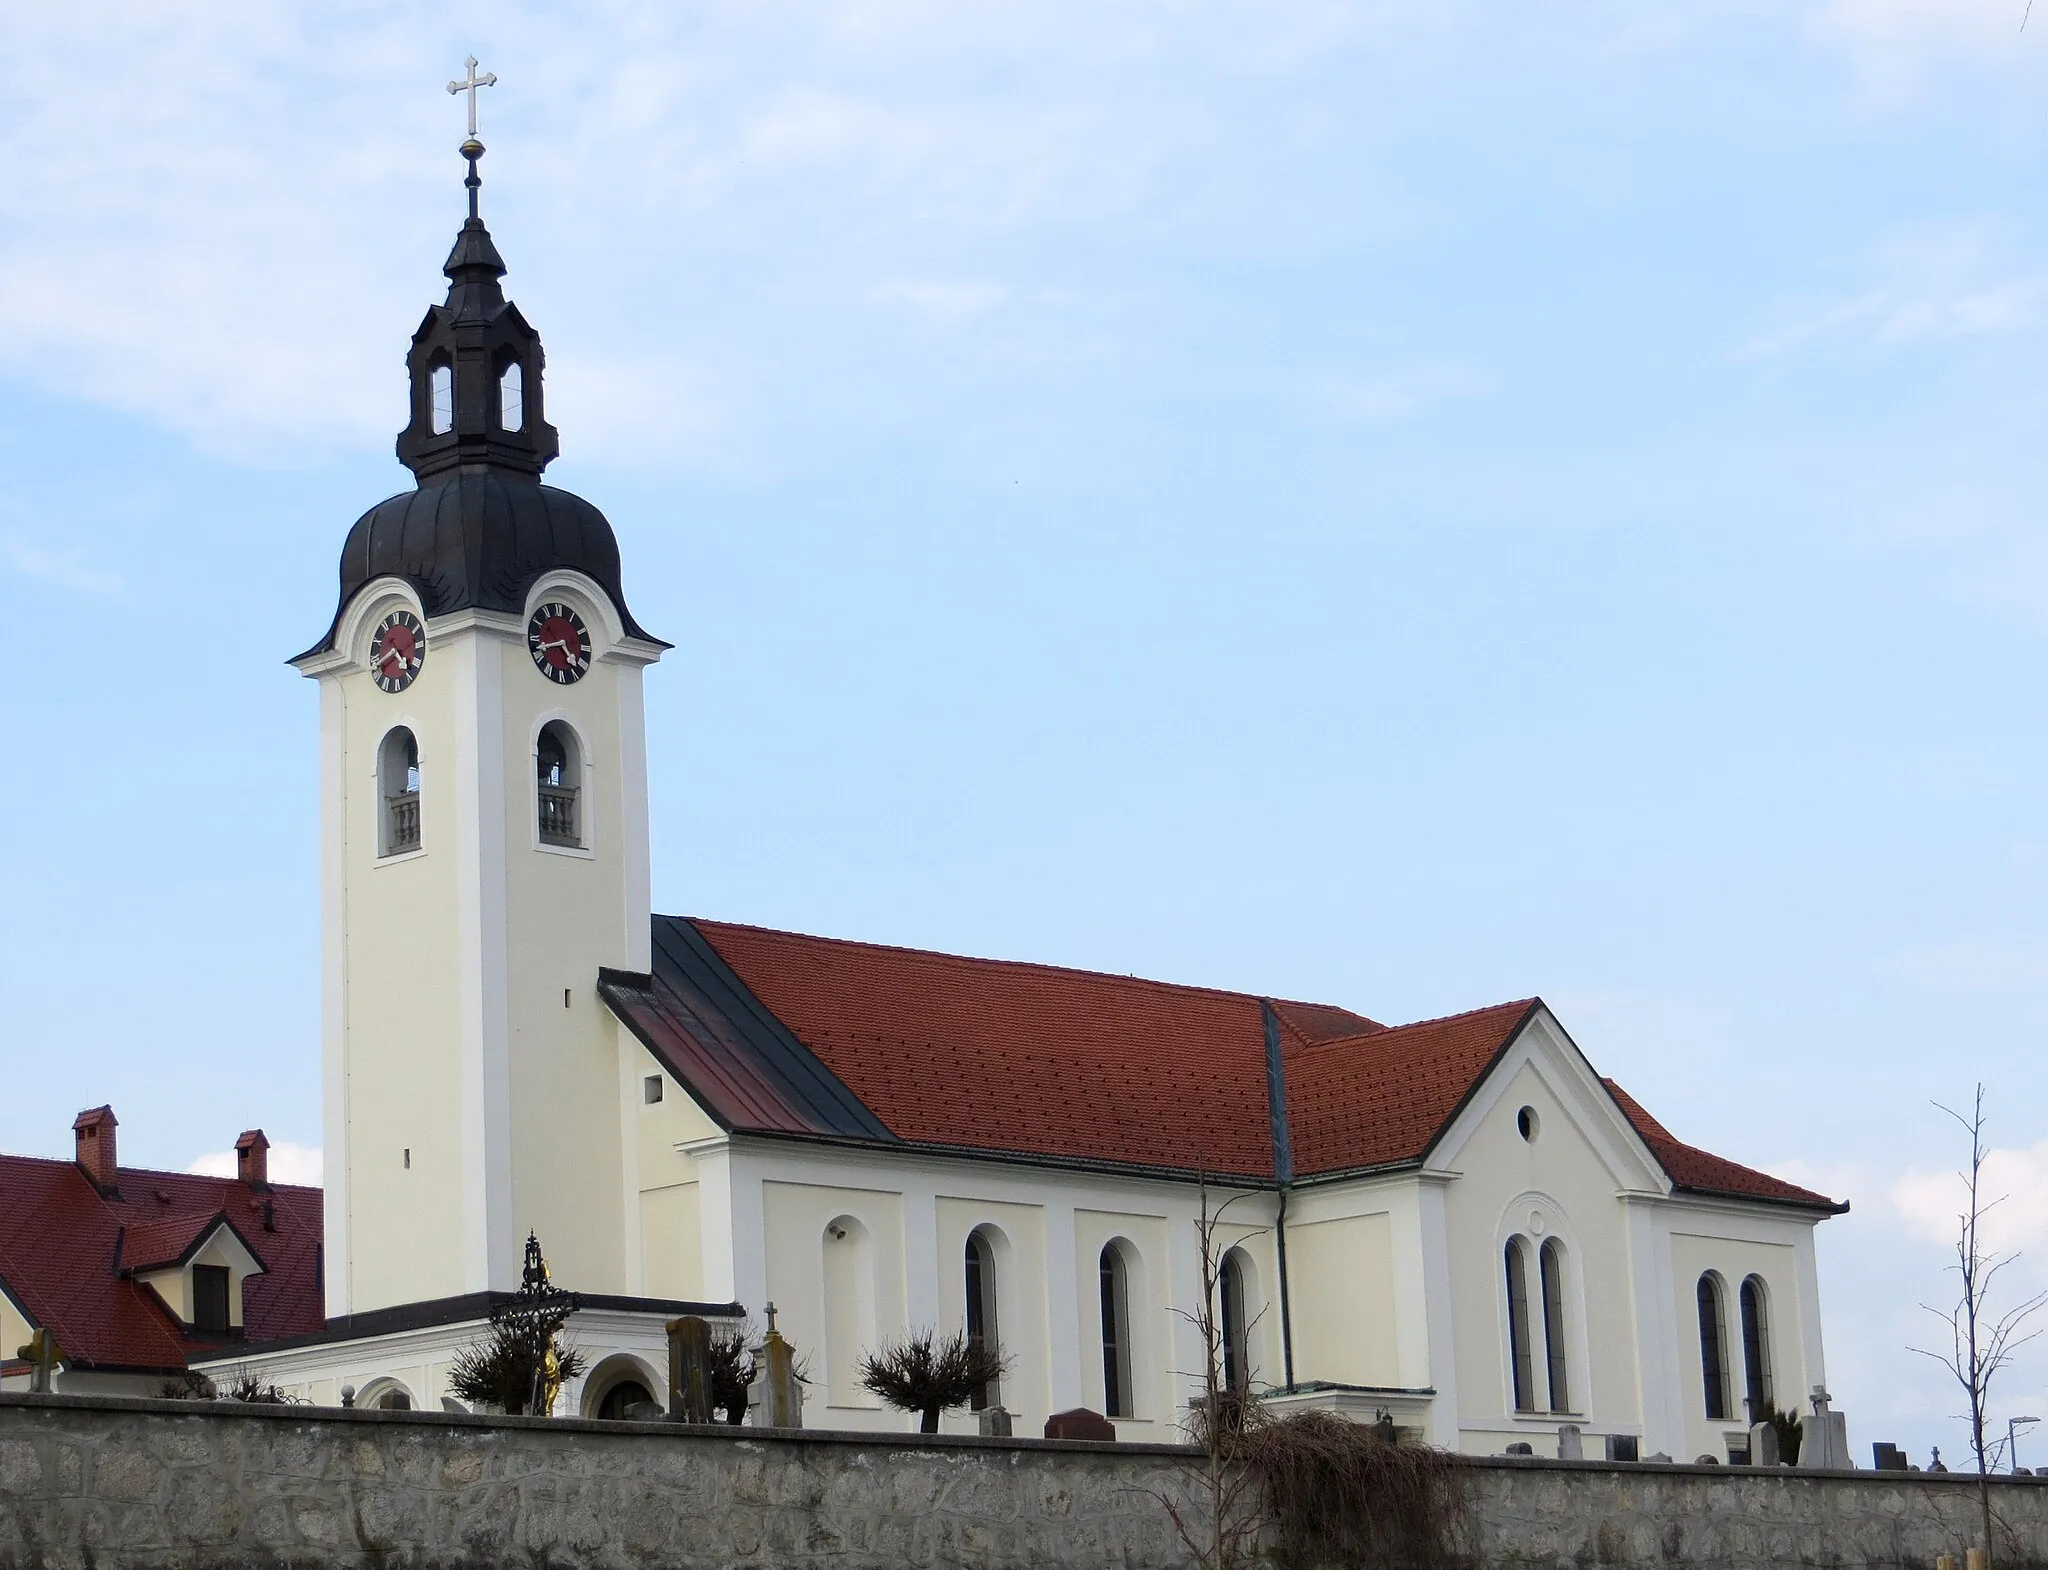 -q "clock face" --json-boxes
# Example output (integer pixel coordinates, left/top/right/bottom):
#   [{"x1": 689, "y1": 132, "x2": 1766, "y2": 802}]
[
  {"x1": 528, "y1": 602, "x2": 591, "y2": 684},
  {"x1": 370, "y1": 609, "x2": 427, "y2": 693}
]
